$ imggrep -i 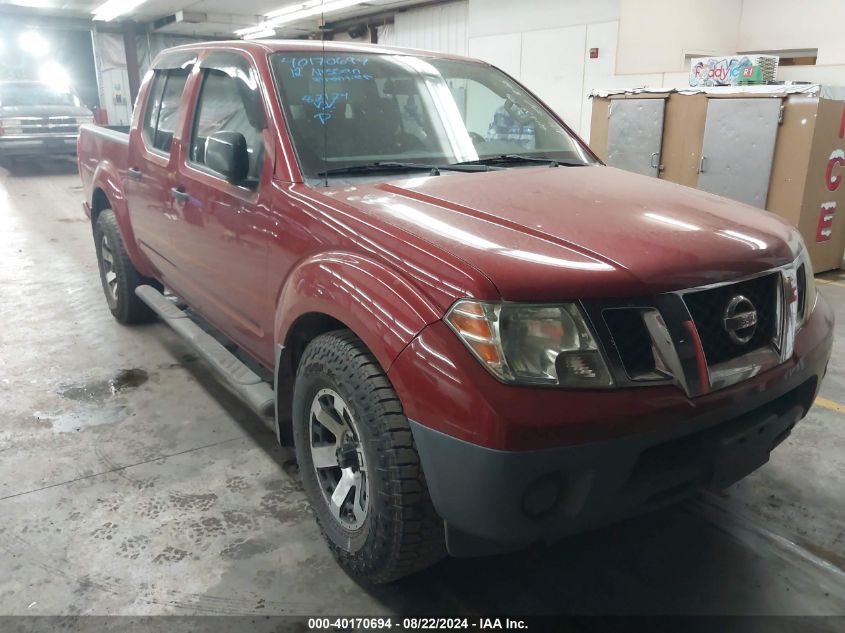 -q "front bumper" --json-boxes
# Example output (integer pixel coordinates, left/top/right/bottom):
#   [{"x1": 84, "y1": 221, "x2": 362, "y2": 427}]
[
  {"x1": 389, "y1": 295, "x2": 833, "y2": 555},
  {"x1": 0, "y1": 134, "x2": 78, "y2": 156},
  {"x1": 412, "y1": 380, "x2": 811, "y2": 555}
]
